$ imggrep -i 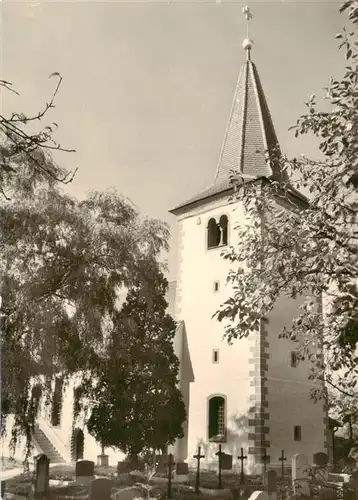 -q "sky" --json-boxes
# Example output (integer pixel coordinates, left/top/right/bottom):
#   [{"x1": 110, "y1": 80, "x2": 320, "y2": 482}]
[{"x1": 1, "y1": 0, "x2": 347, "y2": 280}]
